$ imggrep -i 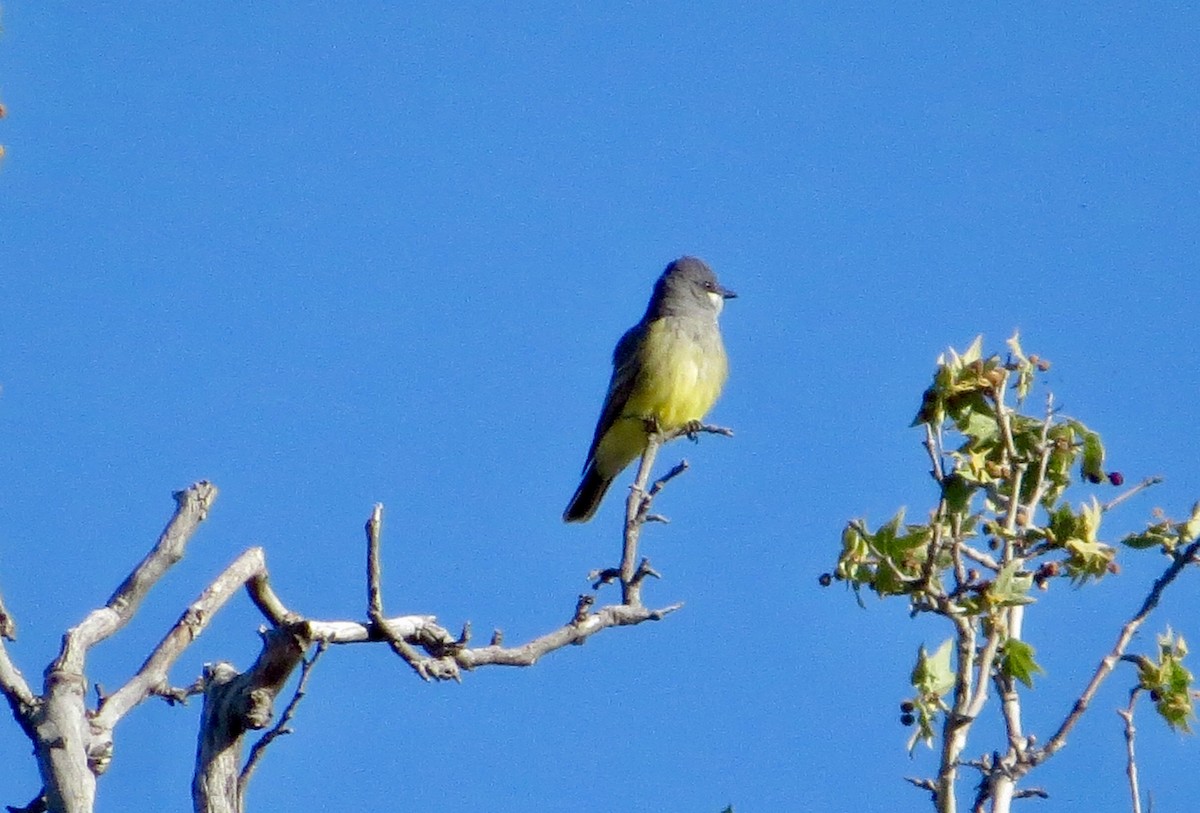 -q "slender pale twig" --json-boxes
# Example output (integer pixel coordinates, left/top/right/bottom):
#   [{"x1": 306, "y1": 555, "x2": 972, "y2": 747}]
[
  {"x1": 1034, "y1": 537, "x2": 1200, "y2": 764},
  {"x1": 237, "y1": 641, "x2": 328, "y2": 809},
  {"x1": 1117, "y1": 689, "x2": 1144, "y2": 813},
  {"x1": 1103, "y1": 477, "x2": 1165, "y2": 514}
]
